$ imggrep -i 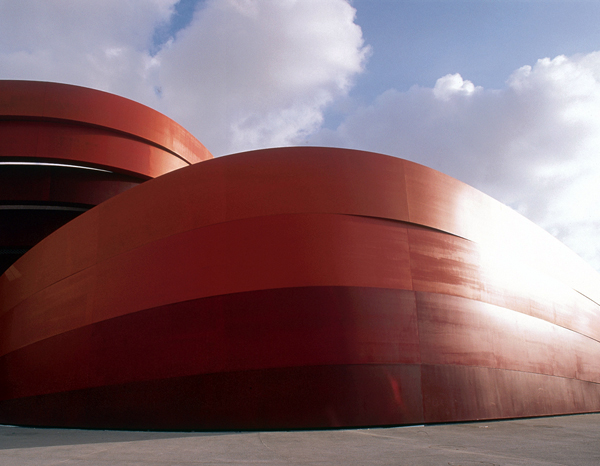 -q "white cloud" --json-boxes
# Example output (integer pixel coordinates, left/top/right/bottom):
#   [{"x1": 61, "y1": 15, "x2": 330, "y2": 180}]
[
  {"x1": 0, "y1": 0, "x2": 368, "y2": 157},
  {"x1": 309, "y1": 52, "x2": 600, "y2": 270},
  {"x1": 1, "y1": 1, "x2": 599, "y2": 271},
  {"x1": 154, "y1": 0, "x2": 369, "y2": 154},
  {"x1": 433, "y1": 73, "x2": 481, "y2": 101},
  {"x1": 0, "y1": 0, "x2": 176, "y2": 102}
]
